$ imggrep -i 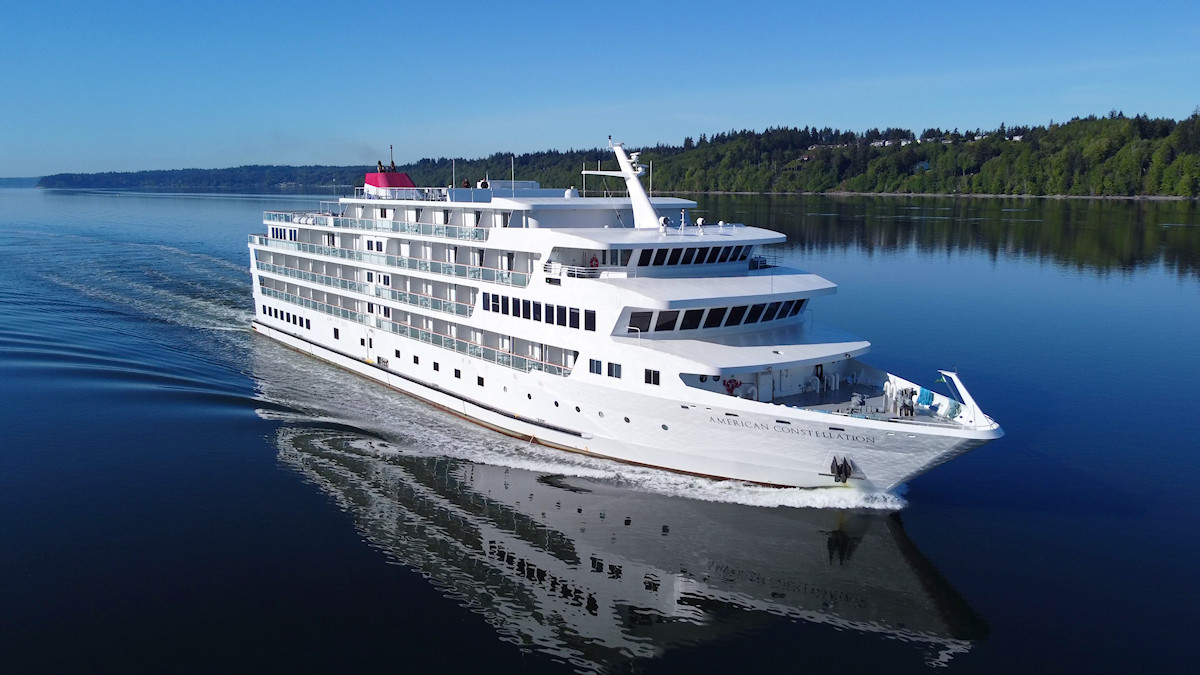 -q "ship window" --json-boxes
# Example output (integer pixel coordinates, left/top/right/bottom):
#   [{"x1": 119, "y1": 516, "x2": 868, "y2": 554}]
[
  {"x1": 433, "y1": 362, "x2": 440, "y2": 371},
  {"x1": 628, "y1": 311, "x2": 652, "y2": 334},
  {"x1": 717, "y1": 247, "x2": 732, "y2": 263},
  {"x1": 644, "y1": 369, "x2": 660, "y2": 385},
  {"x1": 569, "y1": 308, "x2": 580, "y2": 329},
  {"x1": 703, "y1": 307, "x2": 727, "y2": 328},
  {"x1": 455, "y1": 369, "x2": 461, "y2": 379},
  {"x1": 745, "y1": 303, "x2": 766, "y2": 323},
  {"x1": 729, "y1": 245, "x2": 743, "y2": 260},
  {"x1": 637, "y1": 249, "x2": 653, "y2": 266},
  {"x1": 501, "y1": 296, "x2": 509, "y2": 315},
  {"x1": 607, "y1": 363, "x2": 622, "y2": 378},
  {"x1": 522, "y1": 300, "x2": 531, "y2": 319},
  {"x1": 584, "y1": 310, "x2": 596, "y2": 331},
  {"x1": 777, "y1": 299, "x2": 795, "y2": 318},
  {"x1": 367, "y1": 302, "x2": 374, "y2": 313},
  {"x1": 478, "y1": 376, "x2": 484, "y2": 386},
  {"x1": 532, "y1": 302, "x2": 542, "y2": 321},
  {"x1": 705, "y1": 247, "x2": 721, "y2": 264},
  {"x1": 590, "y1": 359, "x2": 602, "y2": 374},
  {"x1": 333, "y1": 328, "x2": 339, "y2": 339},
  {"x1": 680, "y1": 309, "x2": 704, "y2": 330},
  {"x1": 739, "y1": 247, "x2": 752, "y2": 261},
  {"x1": 667, "y1": 248, "x2": 682, "y2": 265},
  {"x1": 653, "y1": 249, "x2": 668, "y2": 266},
  {"x1": 482, "y1": 292, "x2": 490, "y2": 310},
  {"x1": 761, "y1": 301, "x2": 782, "y2": 322},
  {"x1": 556, "y1": 305, "x2": 567, "y2": 326},
  {"x1": 306, "y1": 319, "x2": 311, "y2": 329},
  {"x1": 655, "y1": 311, "x2": 679, "y2": 332},
  {"x1": 682, "y1": 247, "x2": 698, "y2": 264},
  {"x1": 491, "y1": 294, "x2": 501, "y2": 312},
  {"x1": 360, "y1": 338, "x2": 366, "y2": 346},
  {"x1": 725, "y1": 305, "x2": 748, "y2": 326},
  {"x1": 413, "y1": 355, "x2": 419, "y2": 364},
  {"x1": 790, "y1": 299, "x2": 806, "y2": 316},
  {"x1": 395, "y1": 349, "x2": 401, "y2": 357},
  {"x1": 381, "y1": 275, "x2": 390, "y2": 286},
  {"x1": 544, "y1": 304, "x2": 555, "y2": 324}
]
